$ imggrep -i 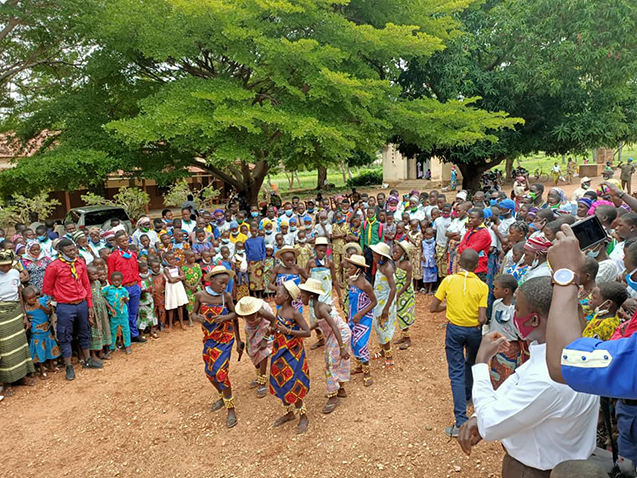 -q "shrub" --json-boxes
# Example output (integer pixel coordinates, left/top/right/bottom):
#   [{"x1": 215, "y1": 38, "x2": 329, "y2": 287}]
[
  {"x1": 81, "y1": 187, "x2": 150, "y2": 221},
  {"x1": 162, "y1": 180, "x2": 220, "y2": 210},
  {"x1": 346, "y1": 169, "x2": 383, "y2": 187}
]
